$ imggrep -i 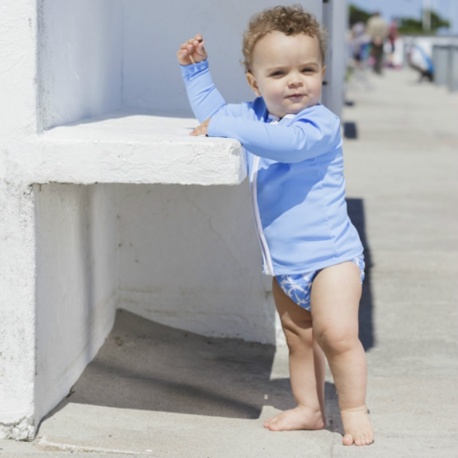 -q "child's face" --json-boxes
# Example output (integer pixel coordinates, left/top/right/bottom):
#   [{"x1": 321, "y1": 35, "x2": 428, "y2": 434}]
[{"x1": 246, "y1": 31, "x2": 326, "y2": 119}]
